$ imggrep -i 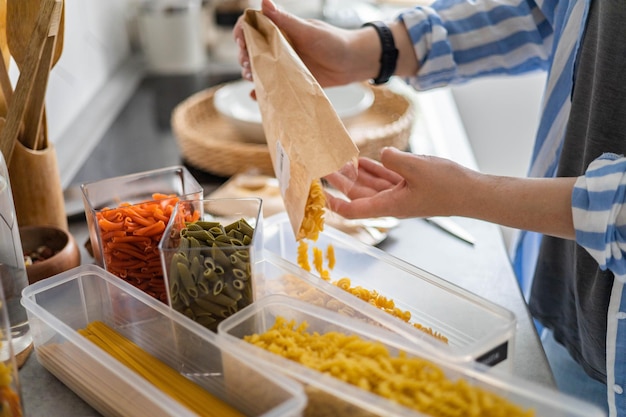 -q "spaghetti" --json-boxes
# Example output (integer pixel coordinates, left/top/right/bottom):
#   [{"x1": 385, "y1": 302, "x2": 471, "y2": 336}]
[{"x1": 79, "y1": 321, "x2": 244, "y2": 417}]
